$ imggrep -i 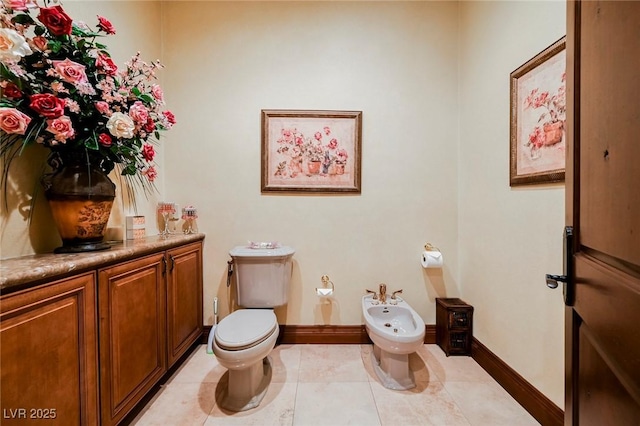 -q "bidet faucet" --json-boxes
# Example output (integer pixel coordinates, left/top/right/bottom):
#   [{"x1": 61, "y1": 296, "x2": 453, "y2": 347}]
[
  {"x1": 365, "y1": 289, "x2": 378, "y2": 300},
  {"x1": 378, "y1": 283, "x2": 387, "y2": 304},
  {"x1": 391, "y1": 289, "x2": 403, "y2": 300}
]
